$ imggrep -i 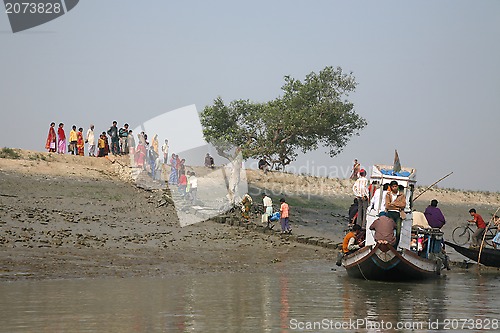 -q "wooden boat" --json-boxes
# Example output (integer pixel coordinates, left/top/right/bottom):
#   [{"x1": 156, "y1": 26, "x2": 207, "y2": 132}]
[
  {"x1": 342, "y1": 162, "x2": 446, "y2": 281},
  {"x1": 444, "y1": 241, "x2": 500, "y2": 268},
  {"x1": 342, "y1": 242, "x2": 443, "y2": 281}
]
